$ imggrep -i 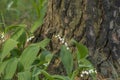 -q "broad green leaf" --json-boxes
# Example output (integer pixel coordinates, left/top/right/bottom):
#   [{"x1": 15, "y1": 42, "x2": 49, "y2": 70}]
[
  {"x1": 45, "y1": 52, "x2": 53, "y2": 63},
  {"x1": 11, "y1": 28, "x2": 24, "y2": 41},
  {"x1": 1, "y1": 39, "x2": 18, "y2": 61},
  {"x1": 10, "y1": 48, "x2": 21, "y2": 57},
  {"x1": 19, "y1": 44, "x2": 40, "y2": 70},
  {"x1": 39, "y1": 50, "x2": 53, "y2": 65},
  {"x1": 0, "y1": 61, "x2": 8, "y2": 74},
  {"x1": 76, "y1": 43, "x2": 88, "y2": 59},
  {"x1": 72, "y1": 40, "x2": 88, "y2": 59},
  {"x1": 60, "y1": 45, "x2": 73, "y2": 76},
  {"x1": 18, "y1": 71, "x2": 32, "y2": 80},
  {"x1": 37, "y1": 38, "x2": 50, "y2": 49},
  {"x1": 78, "y1": 58, "x2": 93, "y2": 68},
  {"x1": 4, "y1": 58, "x2": 18, "y2": 79},
  {"x1": 32, "y1": 67, "x2": 41, "y2": 77}
]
